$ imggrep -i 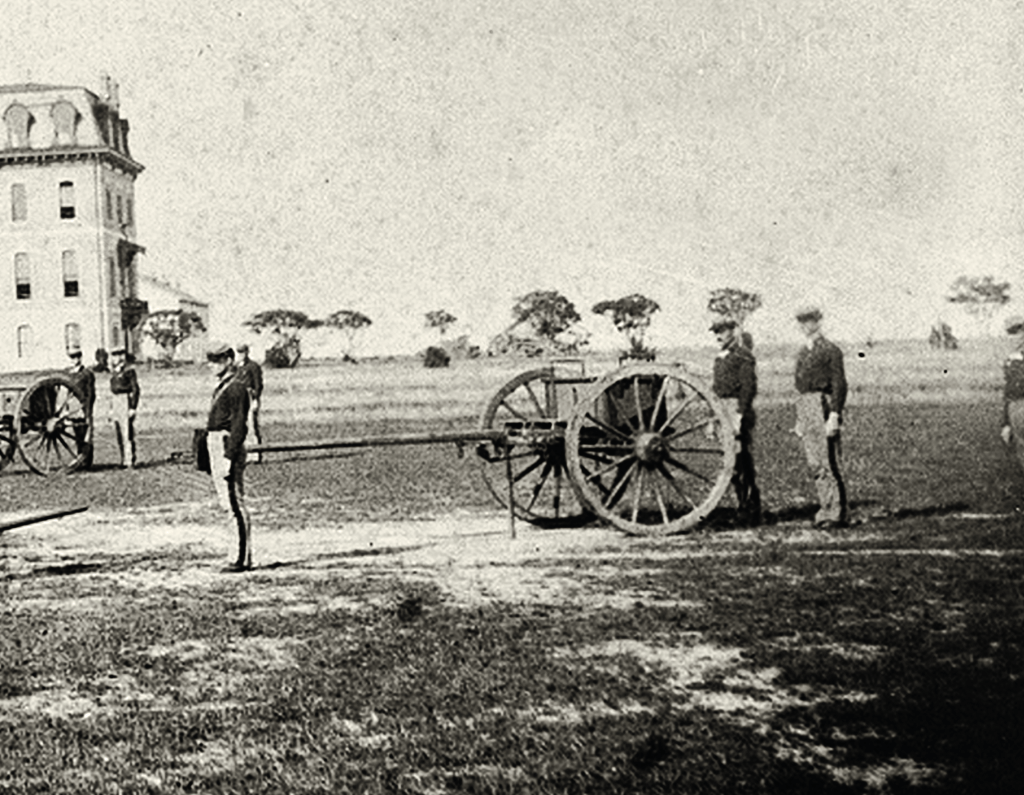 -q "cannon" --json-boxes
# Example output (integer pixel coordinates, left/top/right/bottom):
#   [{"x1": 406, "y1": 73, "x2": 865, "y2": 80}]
[
  {"x1": 0, "y1": 505, "x2": 89, "y2": 535},
  {"x1": 252, "y1": 359, "x2": 737, "y2": 536},
  {"x1": 0, "y1": 374, "x2": 90, "y2": 476}
]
